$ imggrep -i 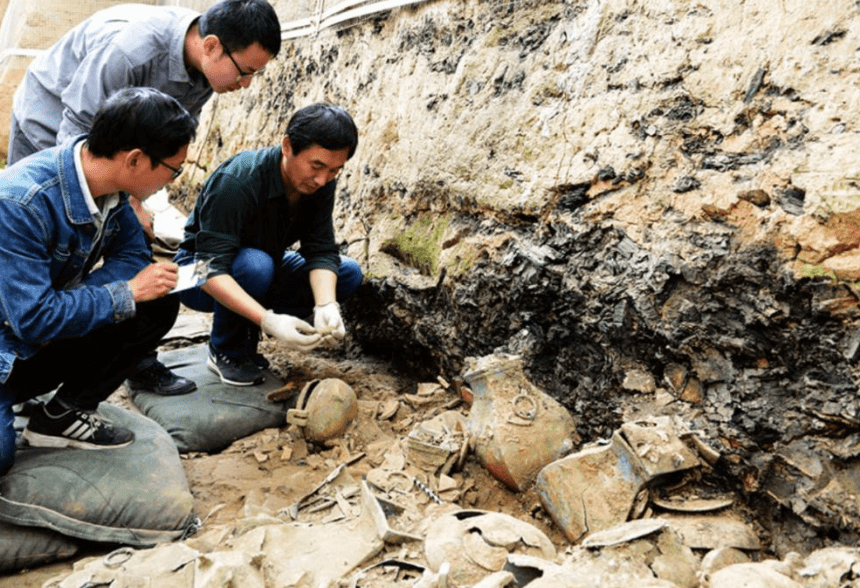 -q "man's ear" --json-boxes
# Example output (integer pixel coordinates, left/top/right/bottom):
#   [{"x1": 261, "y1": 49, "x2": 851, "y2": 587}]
[
  {"x1": 281, "y1": 136, "x2": 293, "y2": 158},
  {"x1": 124, "y1": 149, "x2": 147, "y2": 172},
  {"x1": 202, "y1": 34, "x2": 221, "y2": 57}
]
